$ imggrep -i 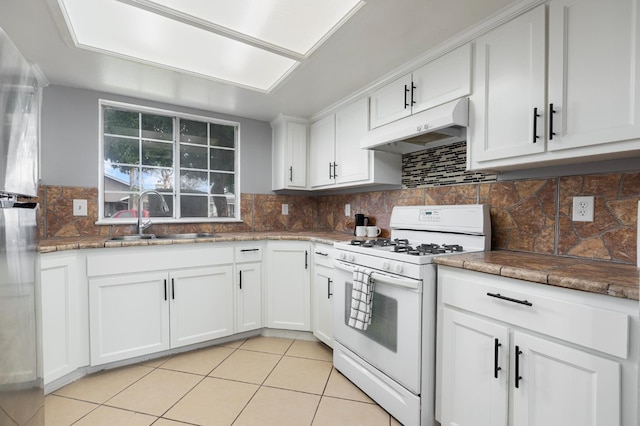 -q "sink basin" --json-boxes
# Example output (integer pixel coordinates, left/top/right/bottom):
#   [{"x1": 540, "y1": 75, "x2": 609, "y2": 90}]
[
  {"x1": 109, "y1": 234, "x2": 156, "y2": 241},
  {"x1": 155, "y1": 233, "x2": 217, "y2": 239}
]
